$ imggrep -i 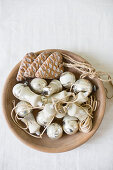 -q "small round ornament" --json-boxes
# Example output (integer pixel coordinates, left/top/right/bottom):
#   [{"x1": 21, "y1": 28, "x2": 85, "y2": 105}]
[
  {"x1": 15, "y1": 101, "x2": 32, "y2": 117},
  {"x1": 30, "y1": 78, "x2": 47, "y2": 93},
  {"x1": 63, "y1": 115, "x2": 78, "y2": 135},
  {"x1": 60, "y1": 71, "x2": 76, "y2": 88},
  {"x1": 47, "y1": 123, "x2": 63, "y2": 140},
  {"x1": 72, "y1": 79, "x2": 93, "y2": 97}
]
